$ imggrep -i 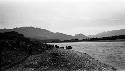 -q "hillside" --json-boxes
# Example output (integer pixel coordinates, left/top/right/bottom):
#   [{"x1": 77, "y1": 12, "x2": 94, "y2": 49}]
[
  {"x1": 0, "y1": 31, "x2": 53, "y2": 70},
  {"x1": 0, "y1": 27, "x2": 89, "y2": 41},
  {"x1": 1, "y1": 27, "x2": 124, "y2": 41},
  {"x1": 0, "y1": 27, "x2": 74, "y2": 40},
  {"x1": 74, "y1": 34, "x2": 88, "y2": 40},
  {"x1": 88, "y1": 29, "x2": 125, "y2": 38}
]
